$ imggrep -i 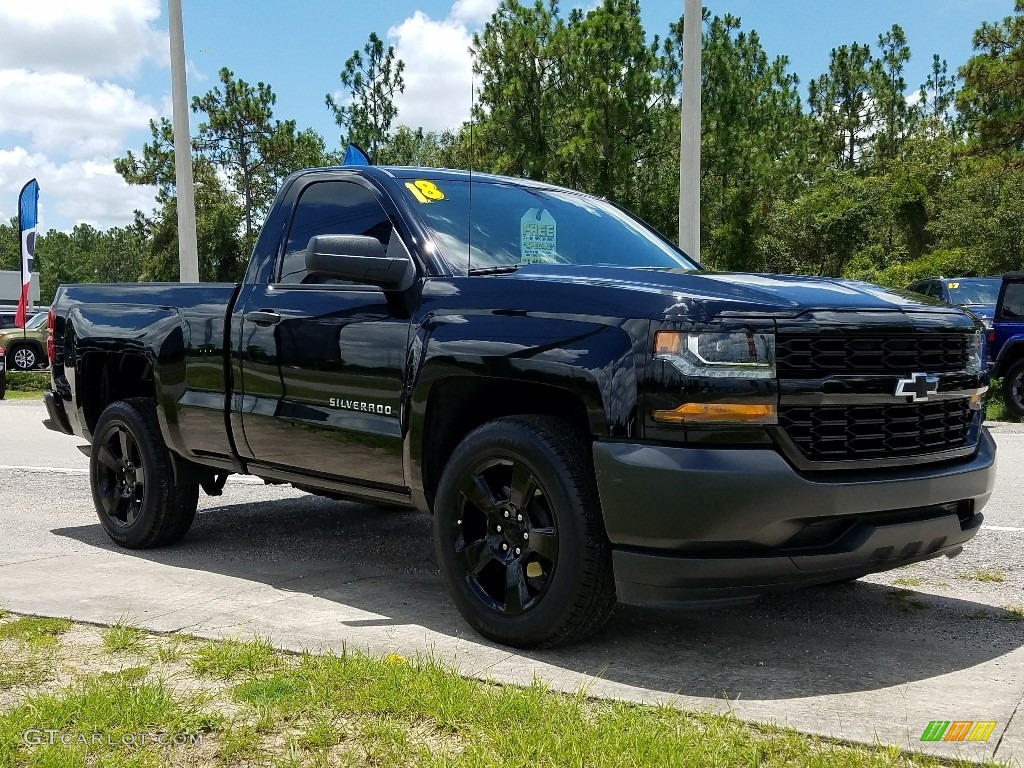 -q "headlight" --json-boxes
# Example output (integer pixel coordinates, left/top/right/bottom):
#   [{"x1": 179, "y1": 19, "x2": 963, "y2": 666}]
[
  {"x1": 967, "y1": 331, "x2": 984, "y2": 373},
  {"x1": 654, "y1": 330, "x2": 776, "y2": 379}
]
